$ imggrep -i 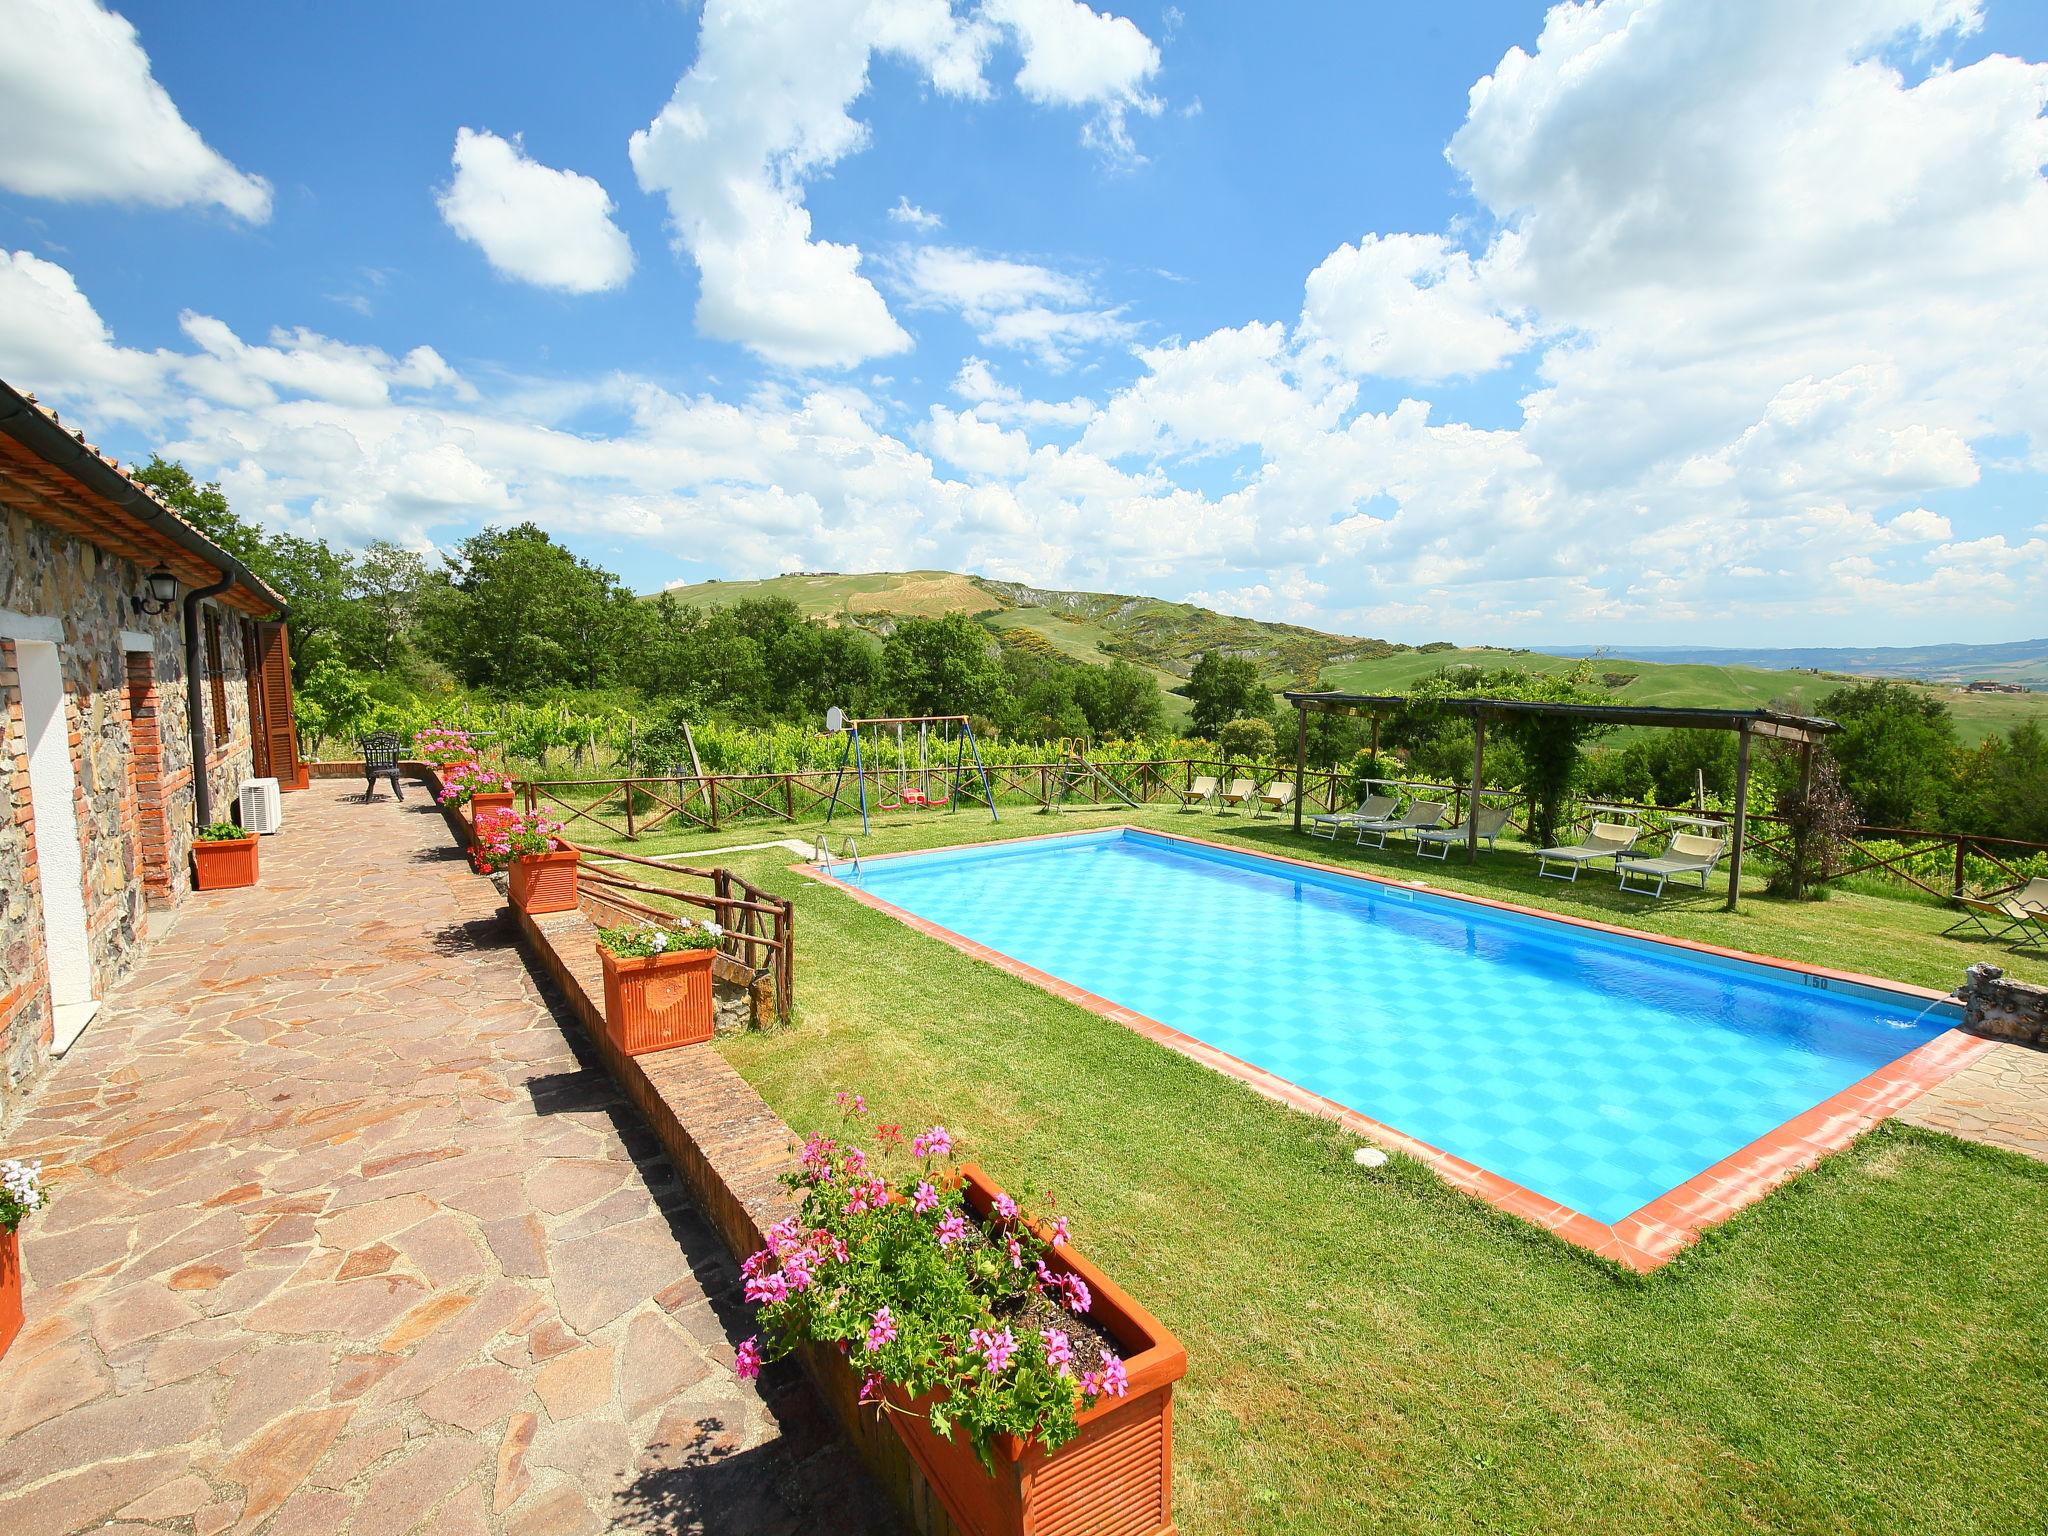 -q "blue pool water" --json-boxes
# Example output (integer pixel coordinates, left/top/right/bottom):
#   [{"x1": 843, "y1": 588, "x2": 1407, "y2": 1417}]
[{"x1": 843, "y1": 829, "x2": 1957, "y2": 1224}]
